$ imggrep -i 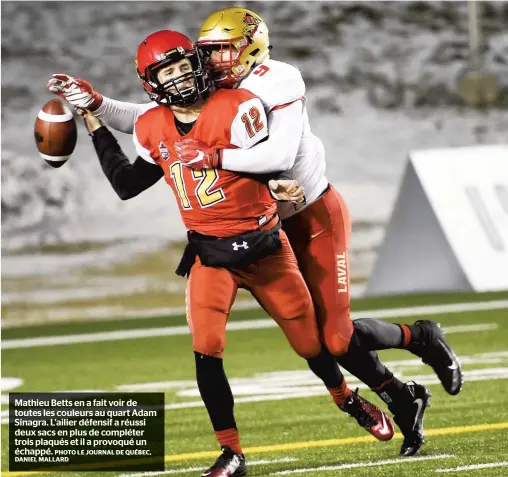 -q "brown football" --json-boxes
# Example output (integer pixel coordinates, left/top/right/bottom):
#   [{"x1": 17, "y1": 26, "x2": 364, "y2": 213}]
[{"x1": 34, "y1": 99, "x2": 77, "y2": 168}]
